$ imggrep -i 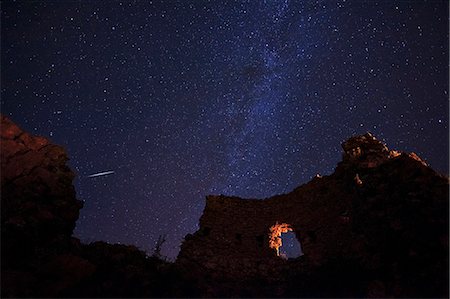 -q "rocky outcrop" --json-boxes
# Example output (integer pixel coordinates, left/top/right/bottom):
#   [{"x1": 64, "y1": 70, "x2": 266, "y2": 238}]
[
  {"x1": 0, "y1": 116, "x2": 195, "y2": 298},
  {"x1": 1, "y1": 115, "x2": 88, "y2": 297},
  {"x1": 1, "y1": 115, "x2": 83, "y2": 266},
  {"x1": 177, "y1": 133, "x2": 449, "y2": 297}
]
